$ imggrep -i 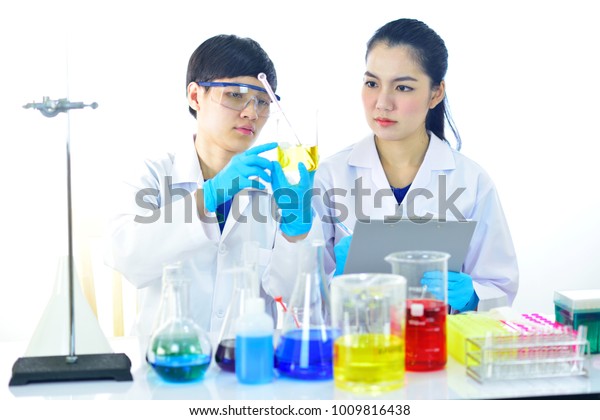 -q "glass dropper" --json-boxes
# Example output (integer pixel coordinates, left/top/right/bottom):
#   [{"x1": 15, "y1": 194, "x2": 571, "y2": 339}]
[{"x1": 257, "y1": 72, "x2": 302, "y2": 146}]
